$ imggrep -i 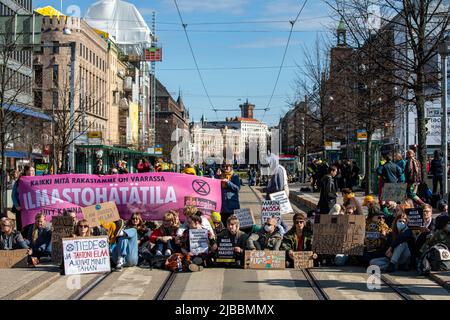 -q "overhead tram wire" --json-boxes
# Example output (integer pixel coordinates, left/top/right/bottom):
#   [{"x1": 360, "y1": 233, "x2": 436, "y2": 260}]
[
  {"x1": 173, "y1": 0, "x2": 218, "y2": 120},
  {"x1": 261, "y1": 0, "x2": 309, "y2": 122}
]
